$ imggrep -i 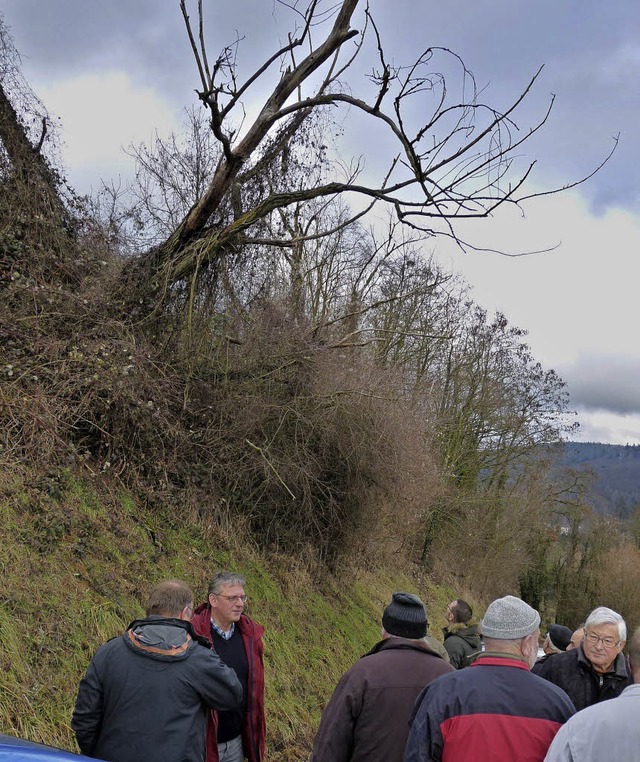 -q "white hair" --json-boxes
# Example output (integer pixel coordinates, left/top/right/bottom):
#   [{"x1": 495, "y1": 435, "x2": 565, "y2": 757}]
[
  {"x1": 545, "y1": 634, "x2": 561, "y2": 653},
  {"x1": 585, "y1": 606, "x2": 626, "y2": 640}
]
